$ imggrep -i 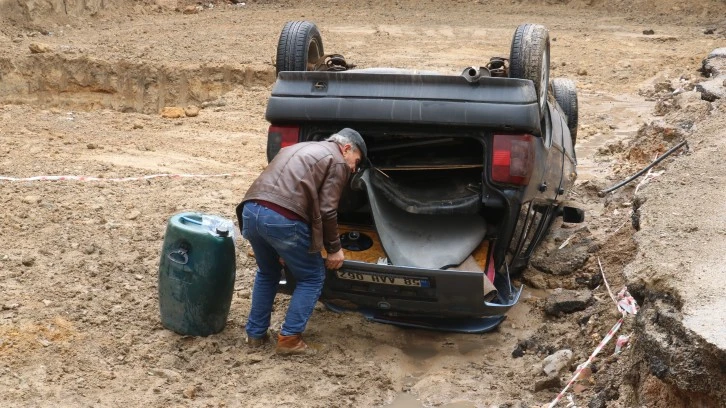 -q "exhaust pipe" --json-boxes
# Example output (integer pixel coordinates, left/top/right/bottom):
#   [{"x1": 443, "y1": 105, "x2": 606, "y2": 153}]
[
  {"x1": 461, "y1": 66, "x2": 491, "y2": 83},
  {"x1": 461, "y1": 66, "x2": 480, "y2": 83}
]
